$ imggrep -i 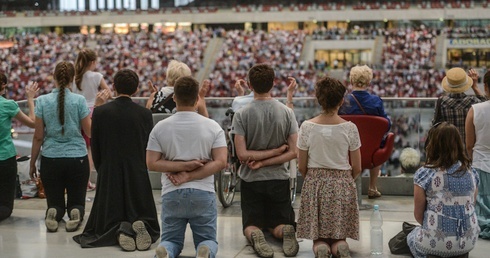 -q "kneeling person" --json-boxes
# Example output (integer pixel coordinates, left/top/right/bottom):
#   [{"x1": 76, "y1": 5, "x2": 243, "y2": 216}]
[{"x1": 147, "y1": 76, "x2": 227, "y2": 258}]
